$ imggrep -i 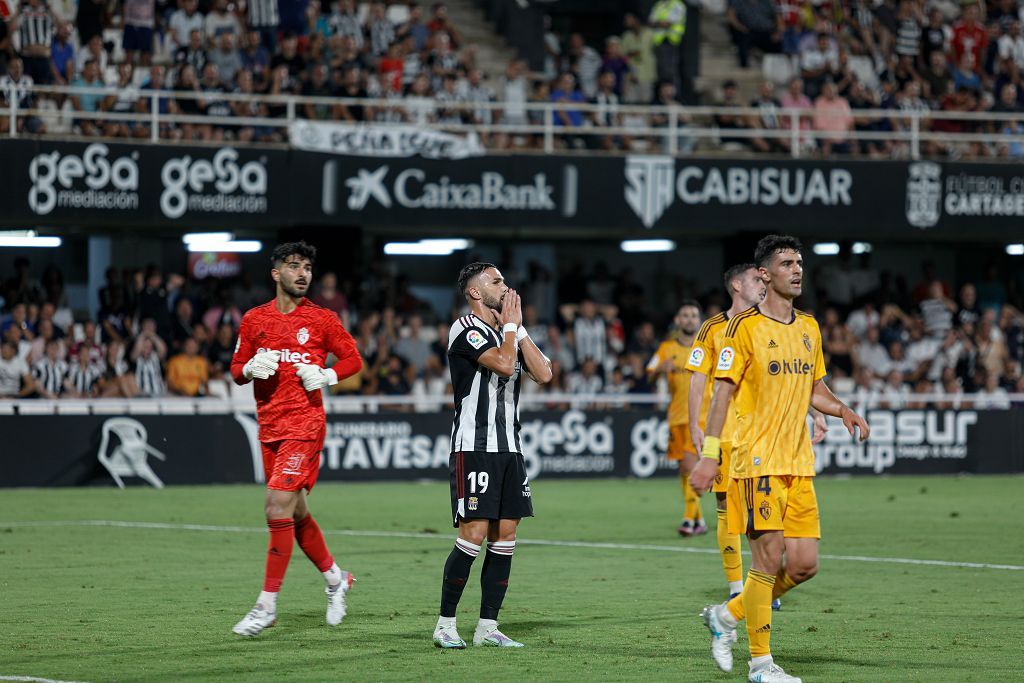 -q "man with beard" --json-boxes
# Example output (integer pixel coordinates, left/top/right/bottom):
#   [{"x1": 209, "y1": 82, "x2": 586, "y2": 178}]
[
  {"x1": 646, "y1": 301, "x2": 704, "y2": 536},
  {"x1": 693, "y1": 235, "x2": 870, "y2": 682},
  {"x1": 229, "y1": 241, "x2": 363, "y2": 637},
  {"x1": 434, "y1": 263, "x2": 552, "y2": 649}
]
